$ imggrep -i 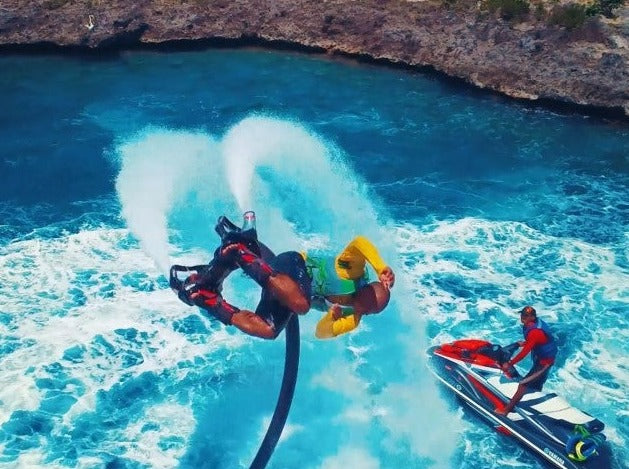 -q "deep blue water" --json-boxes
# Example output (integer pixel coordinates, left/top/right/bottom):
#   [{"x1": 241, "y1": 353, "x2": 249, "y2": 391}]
[{"x1": 0, "y1": 48, "x2": 627, "y2": 469}]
